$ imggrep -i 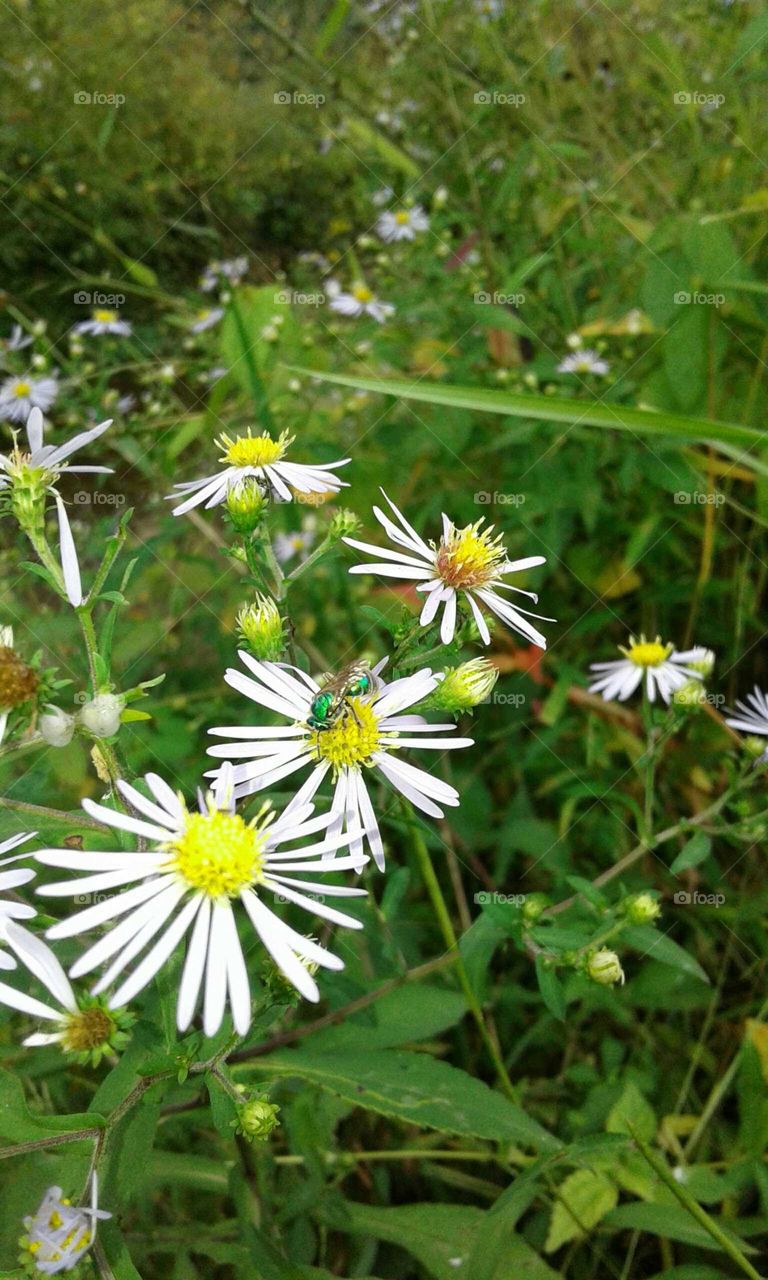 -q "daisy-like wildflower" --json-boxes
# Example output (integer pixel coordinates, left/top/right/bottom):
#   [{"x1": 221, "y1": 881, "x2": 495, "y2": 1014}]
[
  {"x1": 557, "y1": 349, "x2": 610, "y2": 376},
  {"x1": 2, "y1": 323, "x2": 33, "y2": 354},
  {"x1": 376, "y1": 205, "x2": 430, "y2": 242},
  {"x1": 328, "y1": 281, "x2": 395, "y2": 323},
  {"x1": 208, "y1": 656, "x2": 474, "y2": 871},
  {"x1": 0, "y1": 832, "x2": 36, "y2": 971},
  {"x1": 0, "y1": 407, "x2": 113, "y2": 606},
  {"x1": 36, "y1": 766, "x2": 369, "y2": 1034},
  {"x1": 274, "y1": 523, "x2": 316, "y2": 565},
  {"x1": 200, "y1": 256, "x2": 248, "y2": 292},
  {"x1": 0, "y1": 375, "x2": 59, "y2": 424},
  {"x1": 0, "y1": 626, "x2": 39, "y2": 746},
  {"x1": 726, "y1": 688, "x2": 768, "y2": 745},
  {"x1": 0, "y1": 921, "x2": 130, "y2": 1062},
  {"x1": 72, "y1": 309, "x2": 132, "y2": 338},
  {"x1": 190, "y1": 306, "x2": 224, "y2": 333},
  {"x1": 589, "y1": 637, "x2": 704, "y2": 704},
  {"x1": 475, "y1": 0, "x2": 504, "y2": 19},
  {"x1": 343, "y1": 491, "x2": 551, "y2": 648},
  {"x1": 168, "y1": 428, "x2": 349, "y2": 517},
  {"x1": 20, "y1": 1174, "x2": 110, "y2": 1275}
]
